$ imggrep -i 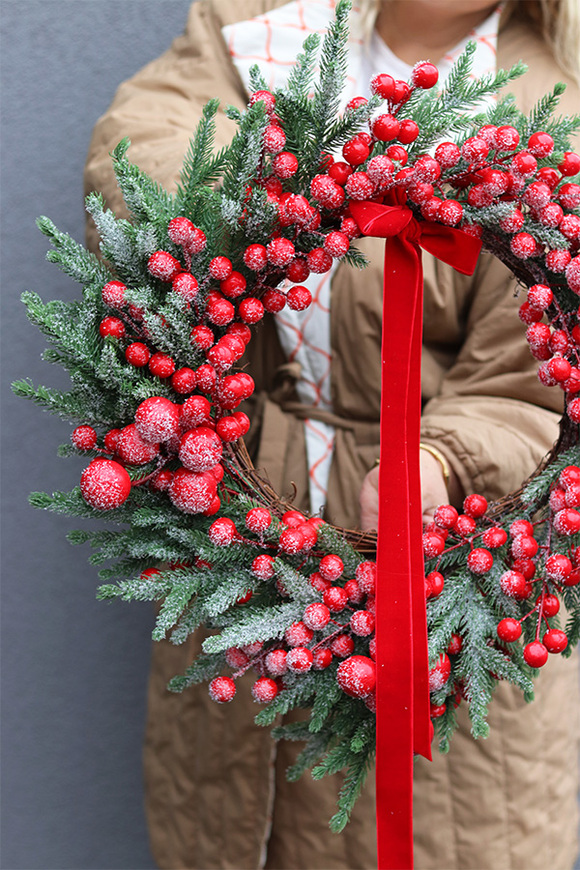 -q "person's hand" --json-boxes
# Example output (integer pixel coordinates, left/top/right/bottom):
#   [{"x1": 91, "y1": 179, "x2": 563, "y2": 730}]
[
  {"x1": 359, "y1": 464, "x2": 380, "y2": 530},
  {"x1": 419, "y1": 448, "x2": 449, "y2": 525},
  {"x1": 358, "y1": 449, "x2": 452, "y2": 530}
]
